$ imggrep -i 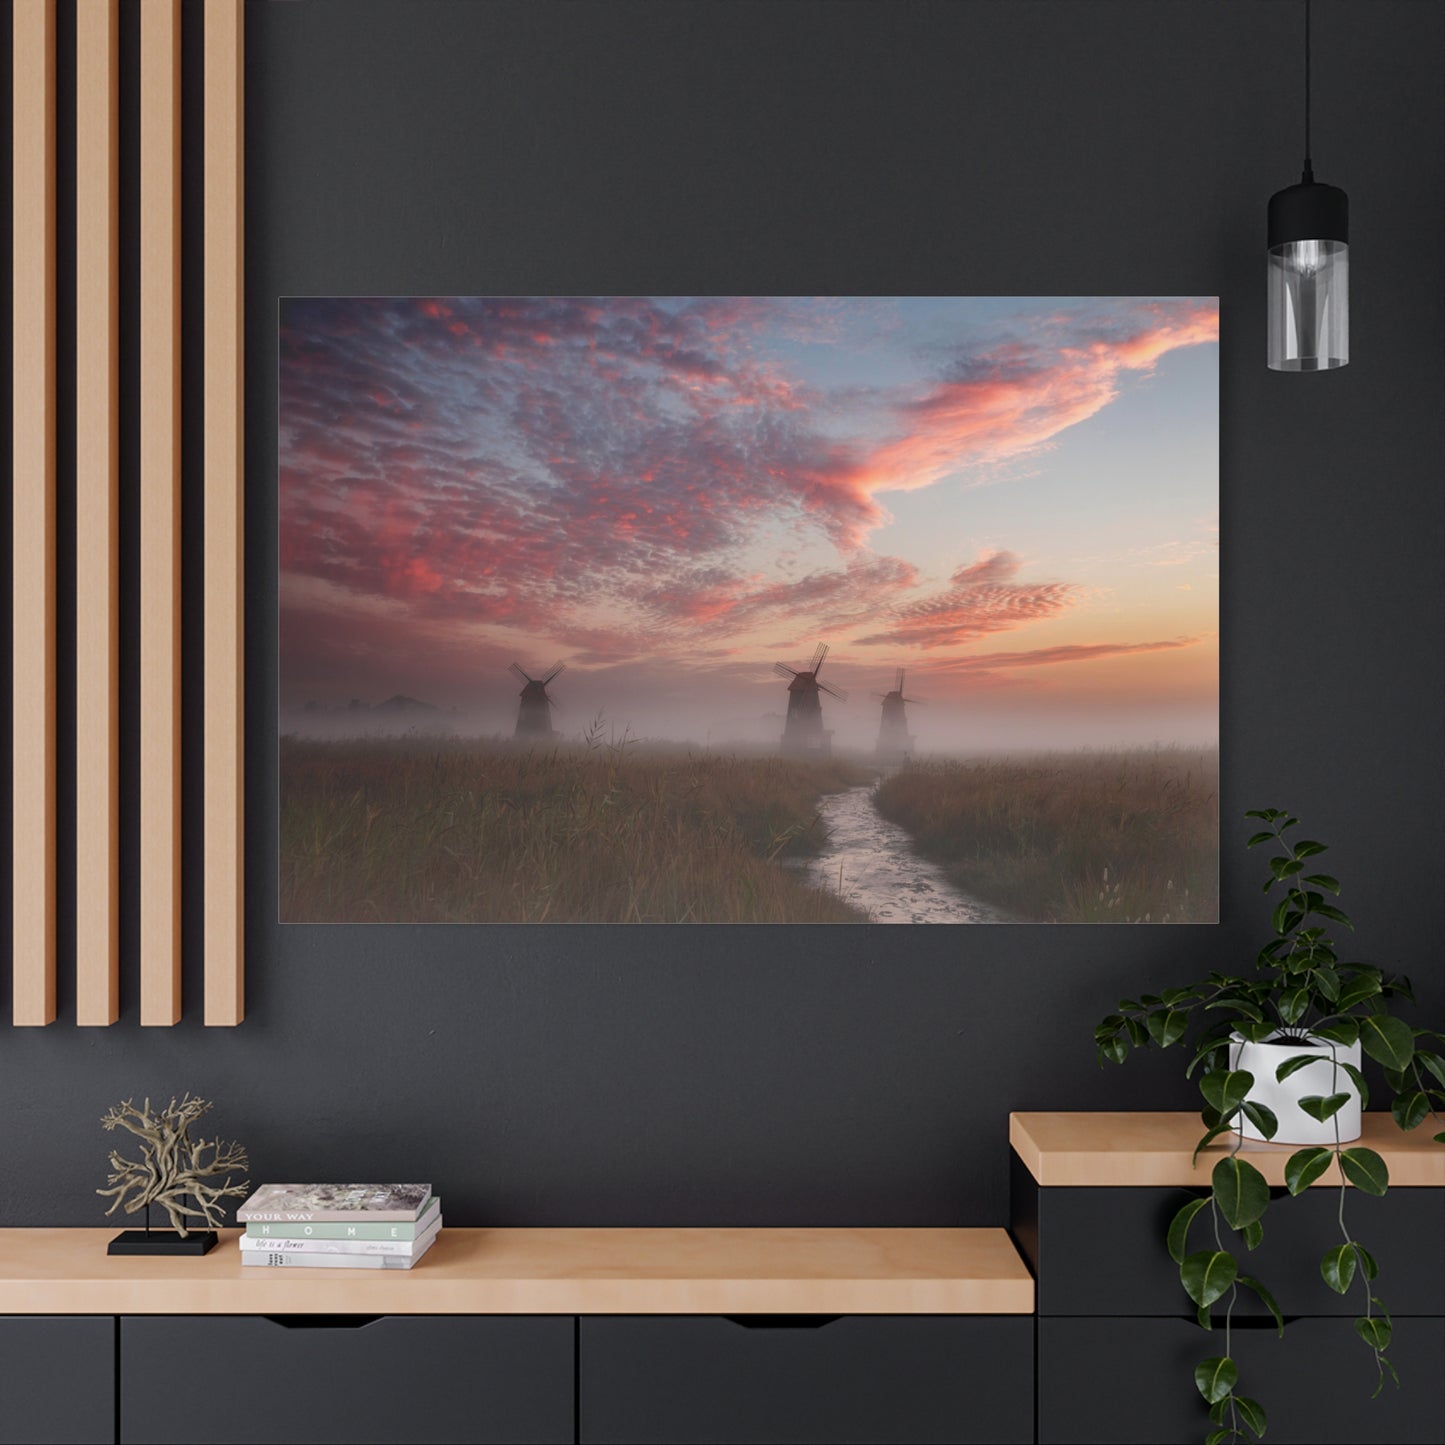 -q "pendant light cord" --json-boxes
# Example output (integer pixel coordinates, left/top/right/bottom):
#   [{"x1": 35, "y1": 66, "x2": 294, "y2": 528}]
[{"x1": 1303, "y1": 0, "x2": 1314, "y2": 182}]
